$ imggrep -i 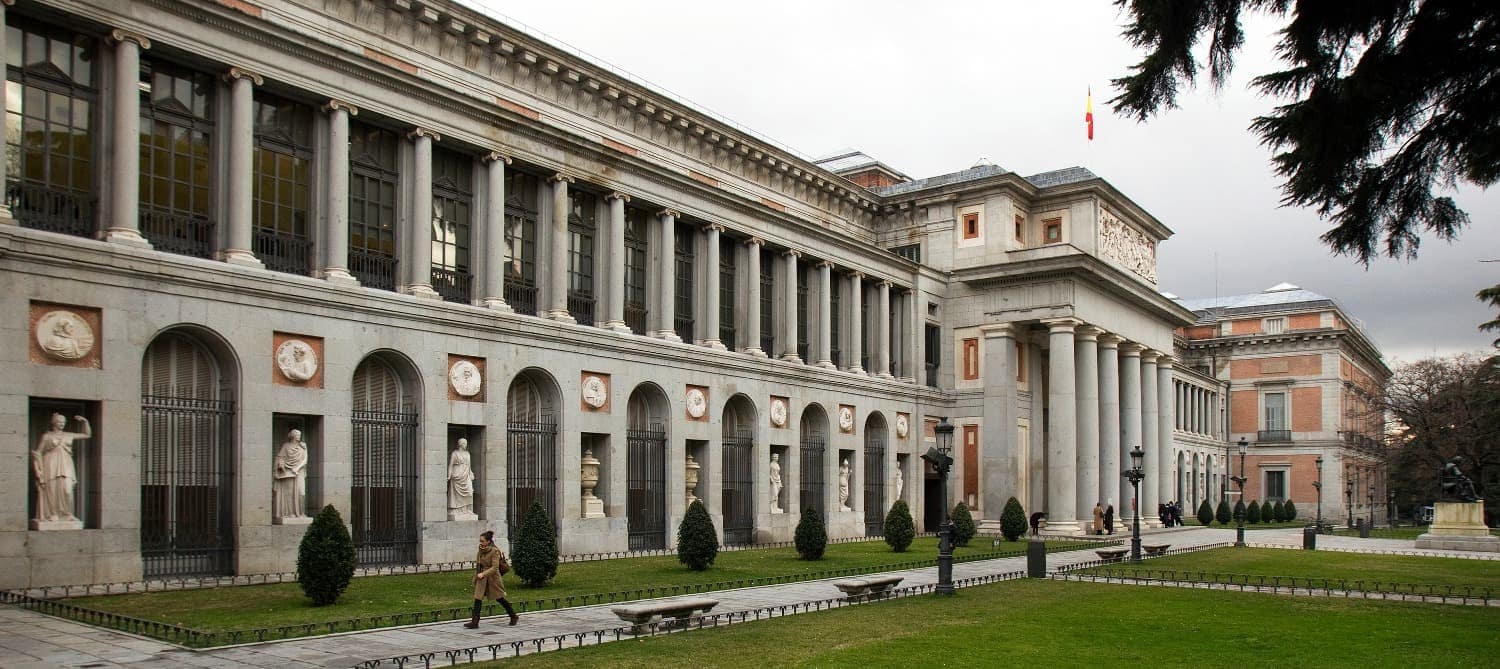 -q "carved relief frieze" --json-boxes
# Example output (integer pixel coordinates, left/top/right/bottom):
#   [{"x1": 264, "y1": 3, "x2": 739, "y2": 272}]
[
  {"x1": 29, "y1": 302, "x2": 102, "y2": 369},
  {"x1": 1098, "y1": 208, "x2": 1158, "y2": 282},
  {"x1": 272, "y1": 332, "x2": 324, "y2": 388},
  {"x1": 447, "y1": 355, "x2": 486, "y2": 401},
  {"x1": 580, "y1": 371, "x2": 610, "y2": 412}
]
